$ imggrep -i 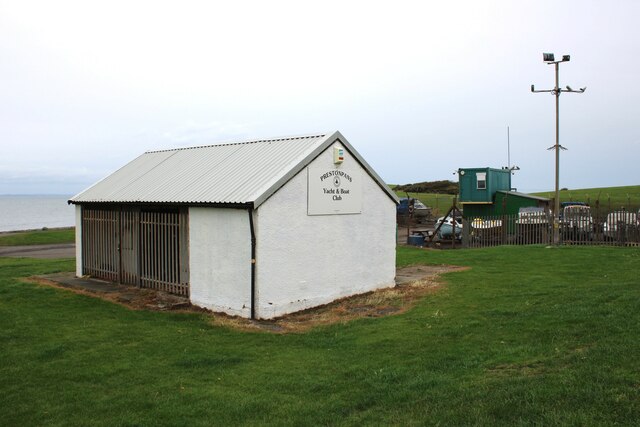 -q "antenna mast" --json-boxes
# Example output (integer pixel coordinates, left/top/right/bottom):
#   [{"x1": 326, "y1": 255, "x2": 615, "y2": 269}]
[
  {"x1": 531, "y1": 53, "x2": 586, "y2": 245},
  {"x1": 507, "y1": 126, "x2": 510, "y2": 169}
]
